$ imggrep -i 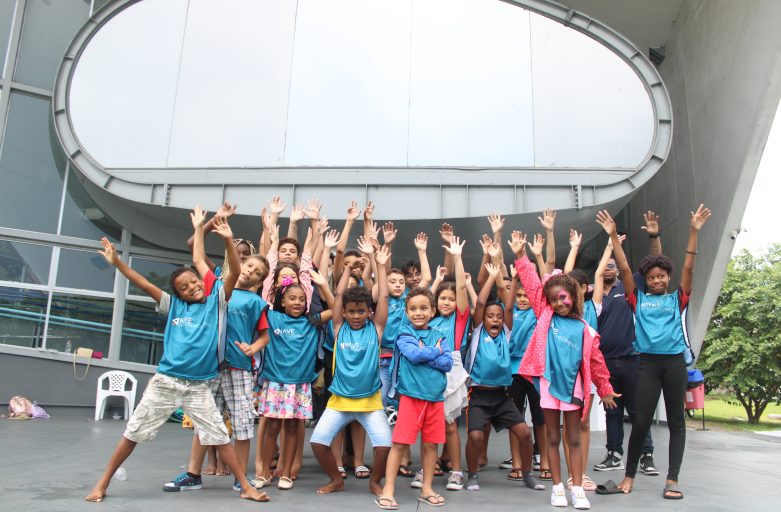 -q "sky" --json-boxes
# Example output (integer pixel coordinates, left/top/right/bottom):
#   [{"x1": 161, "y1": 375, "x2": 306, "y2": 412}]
[{"x1": 732, "y1": 101, "x2": 781, "y2": 256}]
